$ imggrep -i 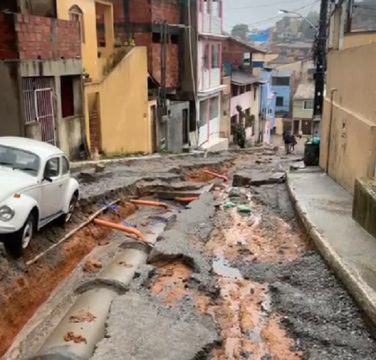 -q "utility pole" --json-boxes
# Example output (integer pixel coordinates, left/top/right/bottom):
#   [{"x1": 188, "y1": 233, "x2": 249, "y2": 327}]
[{"x1": 313, "y1": 0, "x2": 329, "y2": 123}]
